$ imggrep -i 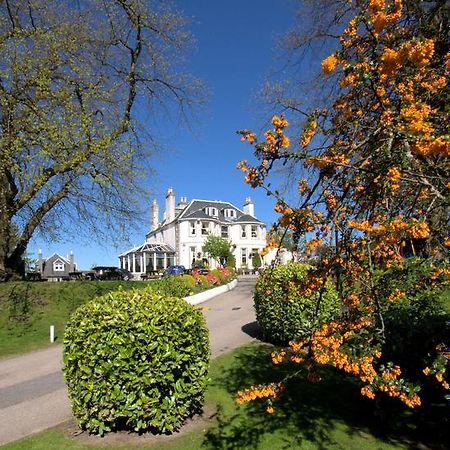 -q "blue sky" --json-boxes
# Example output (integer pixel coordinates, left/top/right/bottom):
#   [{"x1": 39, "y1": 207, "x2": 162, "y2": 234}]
[{"x1": 31, "y1": 0, "x2": 299, "y2": 270}]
